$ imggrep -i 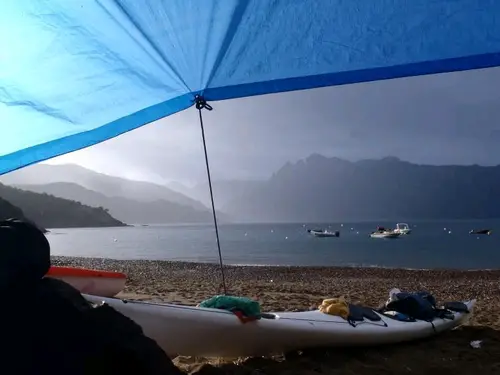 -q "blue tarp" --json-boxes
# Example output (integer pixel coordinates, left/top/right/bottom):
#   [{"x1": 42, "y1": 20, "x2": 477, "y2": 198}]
[{"x1": 1, "y1": 0, "x2": 500, "y2": 174}]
